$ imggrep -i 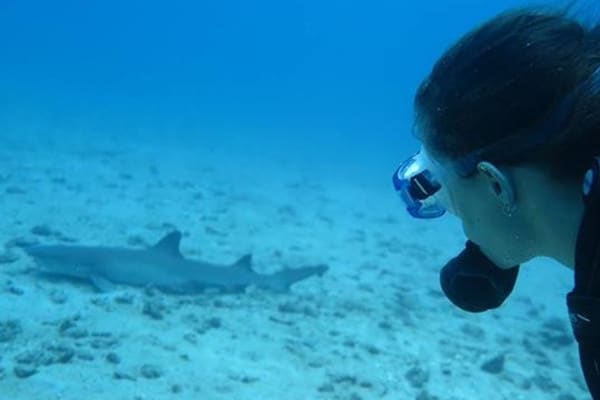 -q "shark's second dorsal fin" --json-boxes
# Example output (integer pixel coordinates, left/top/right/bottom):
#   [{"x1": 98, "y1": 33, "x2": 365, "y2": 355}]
[
  {"x1": 152, "y1": 231, "x2": 183, "y2": 258},
  {"x1": 231, "y1": 254, "x2": 253, "y2": 271}
]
